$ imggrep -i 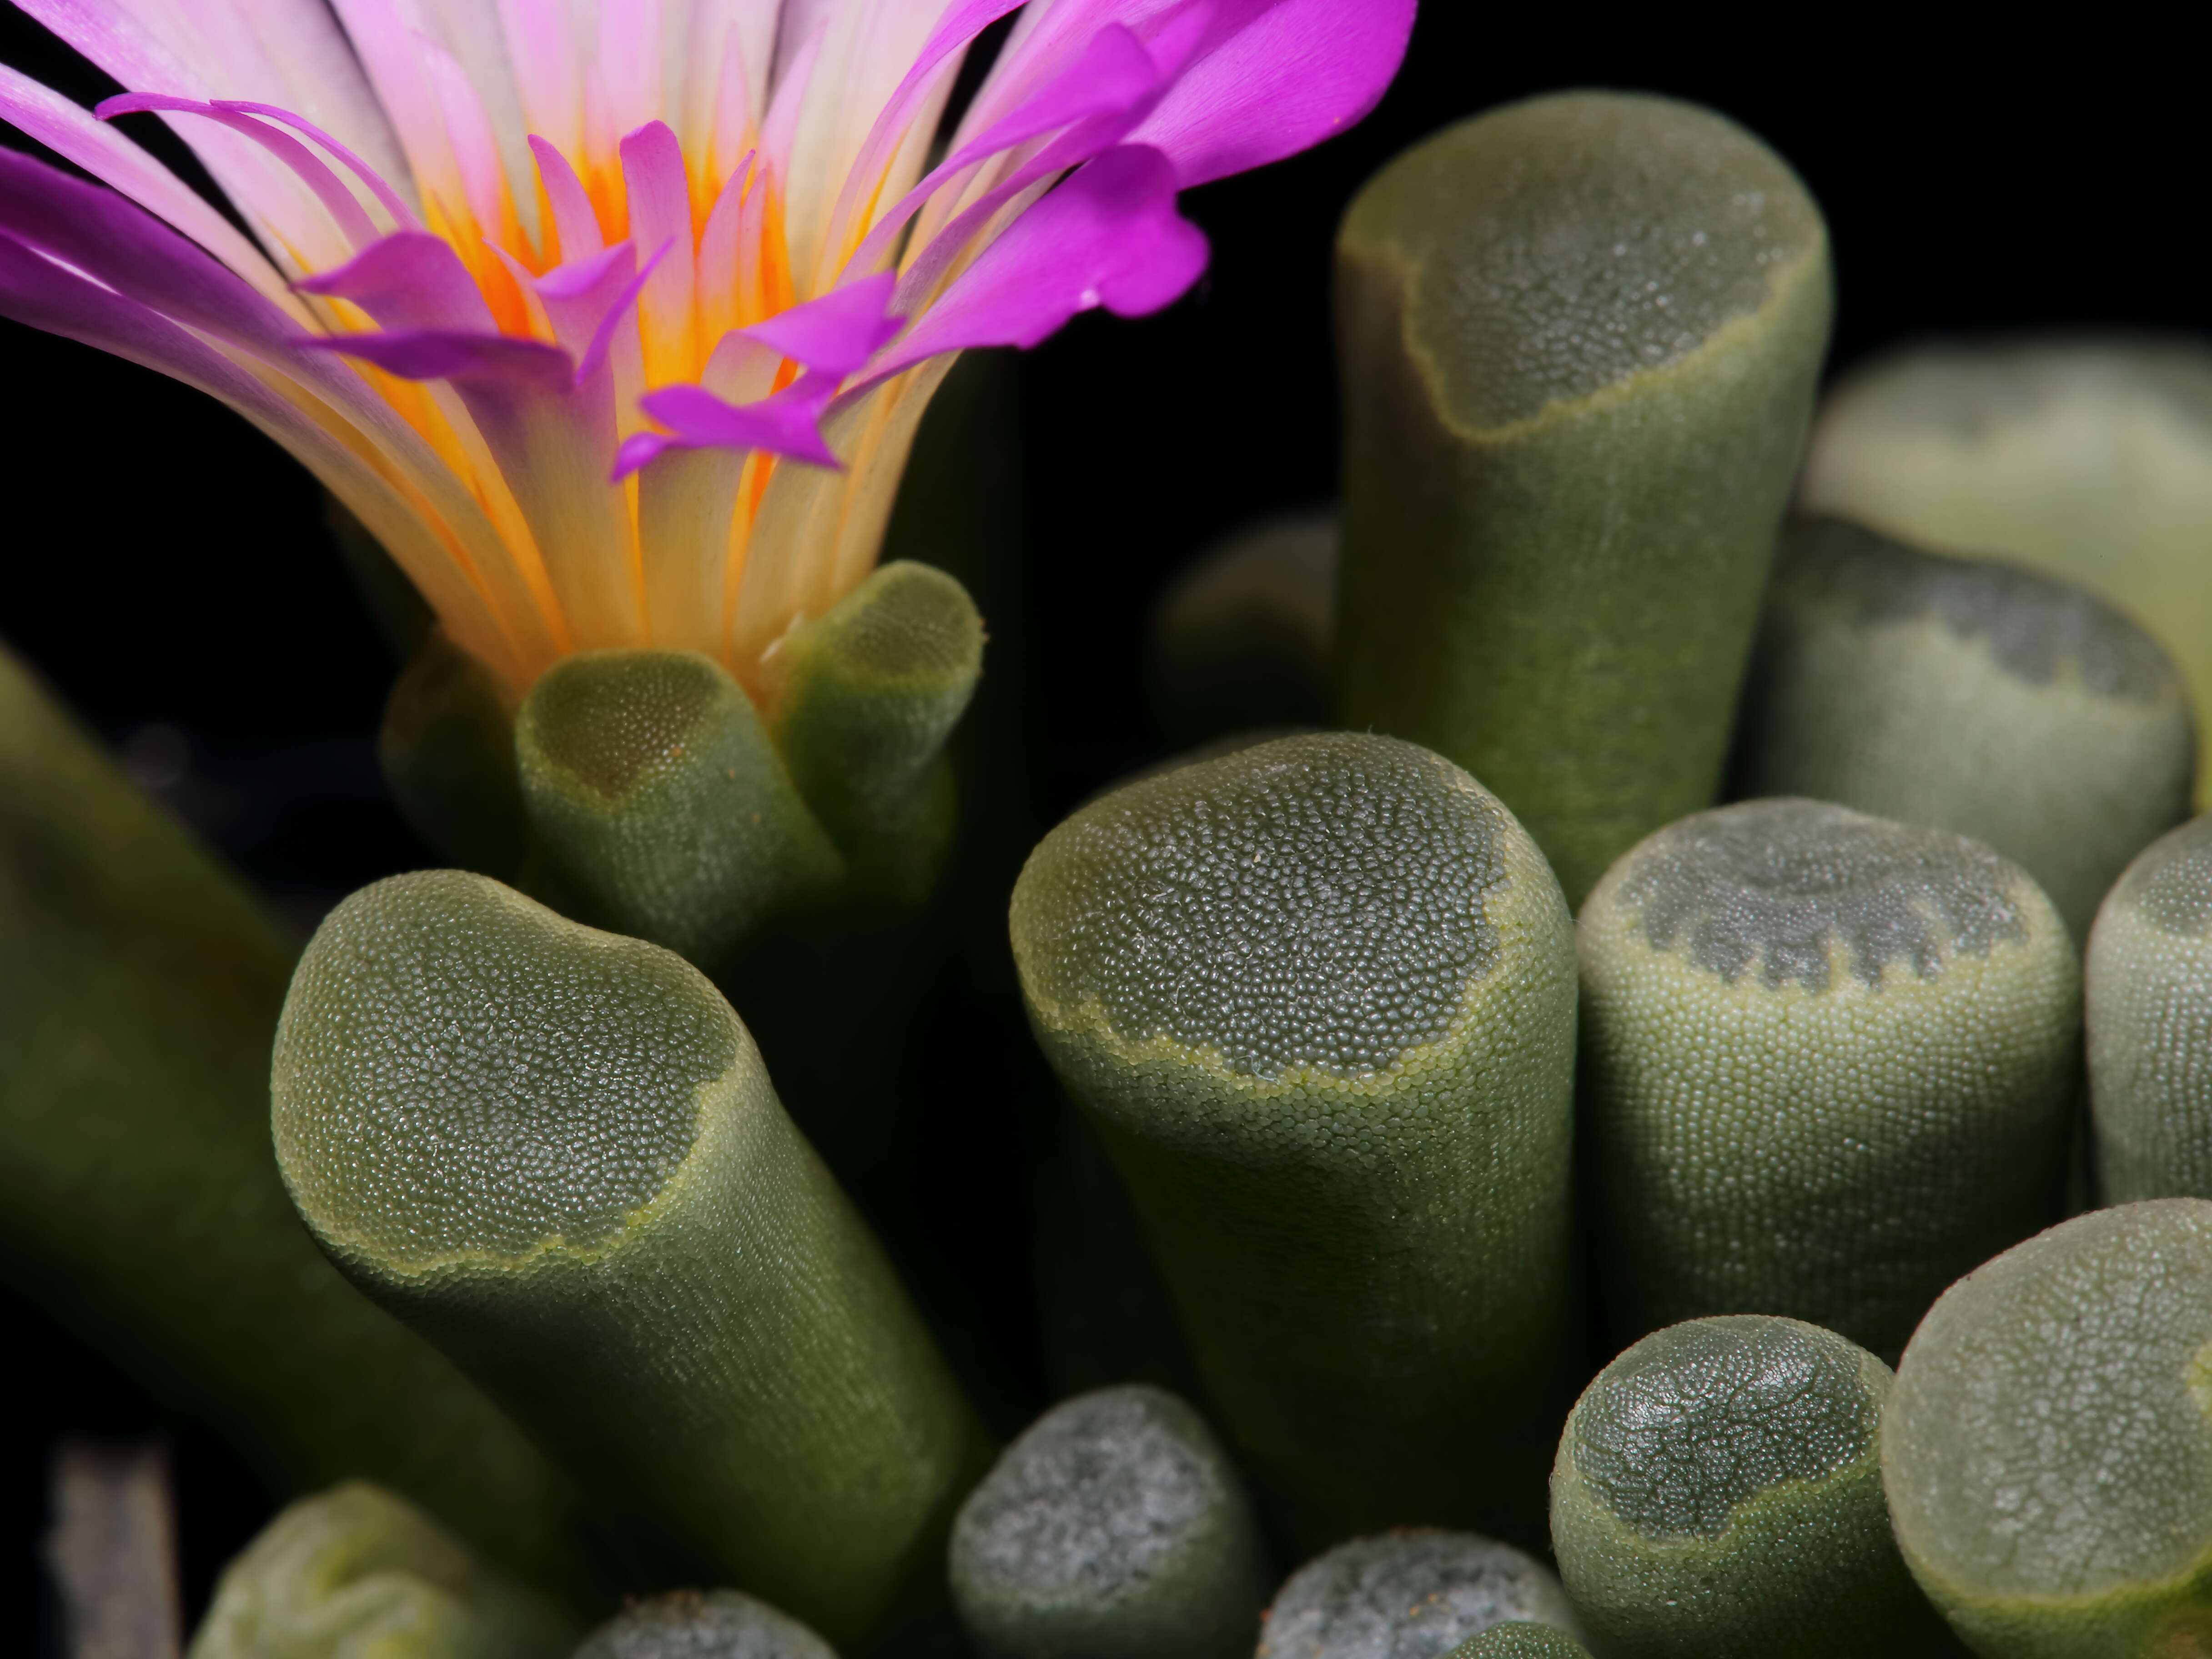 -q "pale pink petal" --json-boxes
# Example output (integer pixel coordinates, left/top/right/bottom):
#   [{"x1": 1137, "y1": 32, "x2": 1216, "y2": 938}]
[
  {"x1": 498, "y1": 0, "x2": 584, "y2": 159},
  {"x1": 420, "y1": 36, "x2": 515, "y2": 246},
  {"x1": 327, "y1": 0, "x2": 466, "y2": 226},
  {"x1": 756, "y1": 12, "x2": 823, "y2": 197},
  {"x1": 694, "y1": 148, "x2": 754, "y2": 346},
  {"x1": 0, "y1": 63, "x2": 295, "y2": 310},
  {"x1": 845, "y1": 18, "x2": 1158, "y2": 278},
  {"x1": 20, "y1": 0, "x2": 358, "y2": 270},
  {"x1": 815, "y1": 0, "x2": 1021, "y2": 276},
  {"x1": 843, "y1": 0, "x2": 1024, "y2": 180},
  {"x1": 699, "y1": 0, "x2": 779, "y2": 124},
  {"x1": 573, "y1": 241, "x2": 669, "y2": 388},
  {"x1": 402, "y1": 0, "x2": 540, "y2": 245},
  {"x1": 528, "y1": 133, "x2": 605, "y2": 260},
  {"x1": 54, "y1": 0, "x2": 411, "y2": 191},
  {"x1": 619, "y1": 119, "x2": 697, "y2": 382},
  {"x1": 594, "y1": 0, "x2": 666, "y2": 143},
  {"x1": 680, "y1": 4, "x2": 764, "y2": 189},
  {"x1": 215, "y1": 100, "x2": 421, "y2": 230},
  {"x1": 99, "y1": 93, "x2": 382, "y2": 249},
  {"x1": 734, "y1": 120, "x2": 779, "y2": 319},
  {"x1": 768, "y1": 0, "x2": 835, "y2": 86},
  {"x1": 706, "y1": 25, "x2": 754, "y2": 184},
  {"x1": 780, "y1": 0, "x2": 965, "y2": 294}
]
